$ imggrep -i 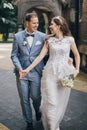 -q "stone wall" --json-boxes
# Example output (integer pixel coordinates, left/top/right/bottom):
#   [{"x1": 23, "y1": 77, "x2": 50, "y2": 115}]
[
  {"x1": 17, "y1": 0, "x2": 62, "y2": 25},
  {"x1": 79, "y1": 0, "x2": 87, "y2": 43}
]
